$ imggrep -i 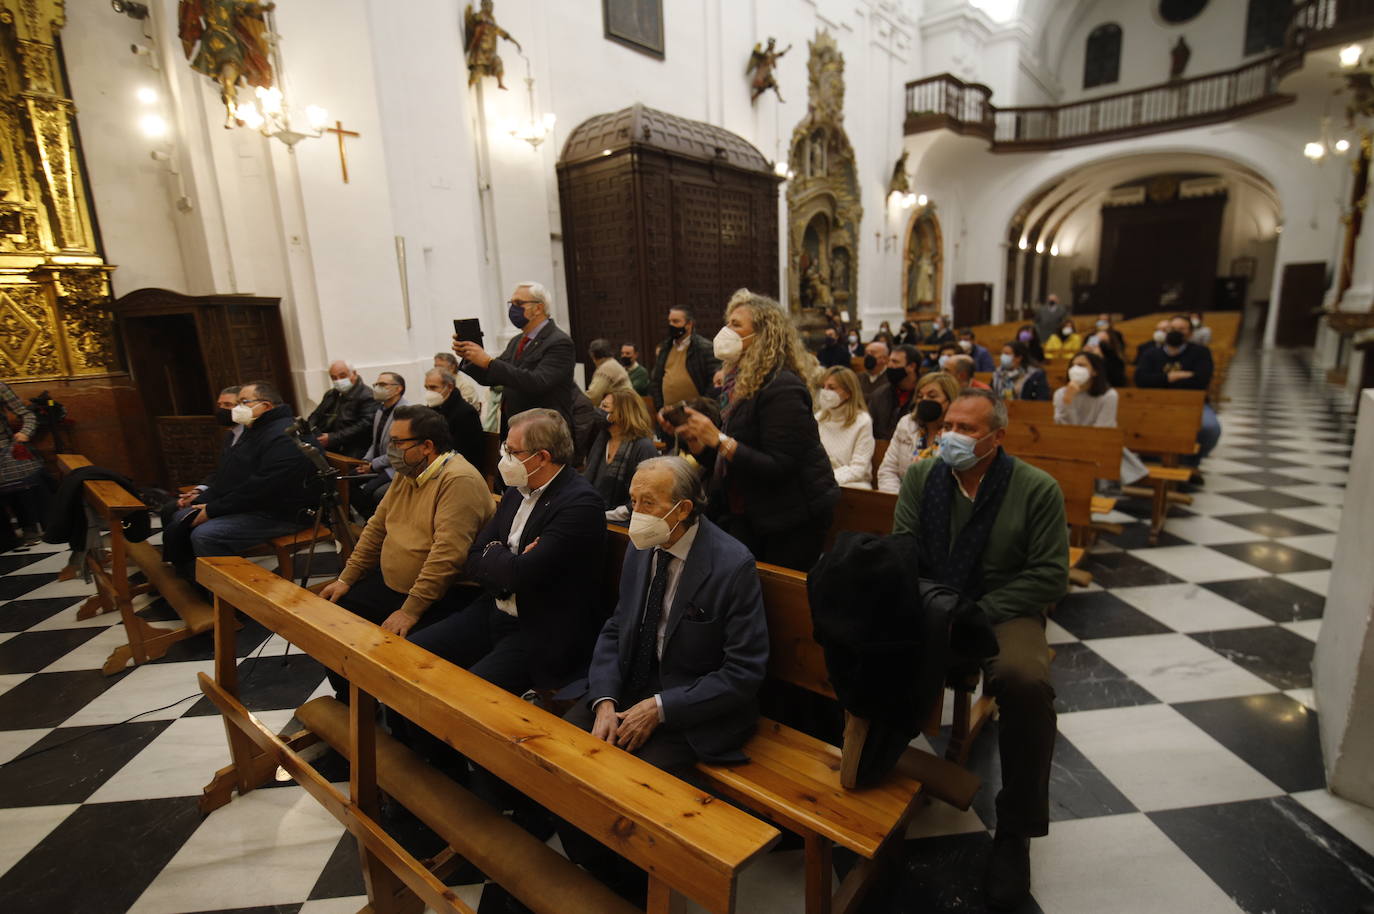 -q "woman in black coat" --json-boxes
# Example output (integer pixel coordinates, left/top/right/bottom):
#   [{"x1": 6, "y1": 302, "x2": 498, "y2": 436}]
[{"x1": 669, "y1": 290, "x2": 839, "y2": 571}]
